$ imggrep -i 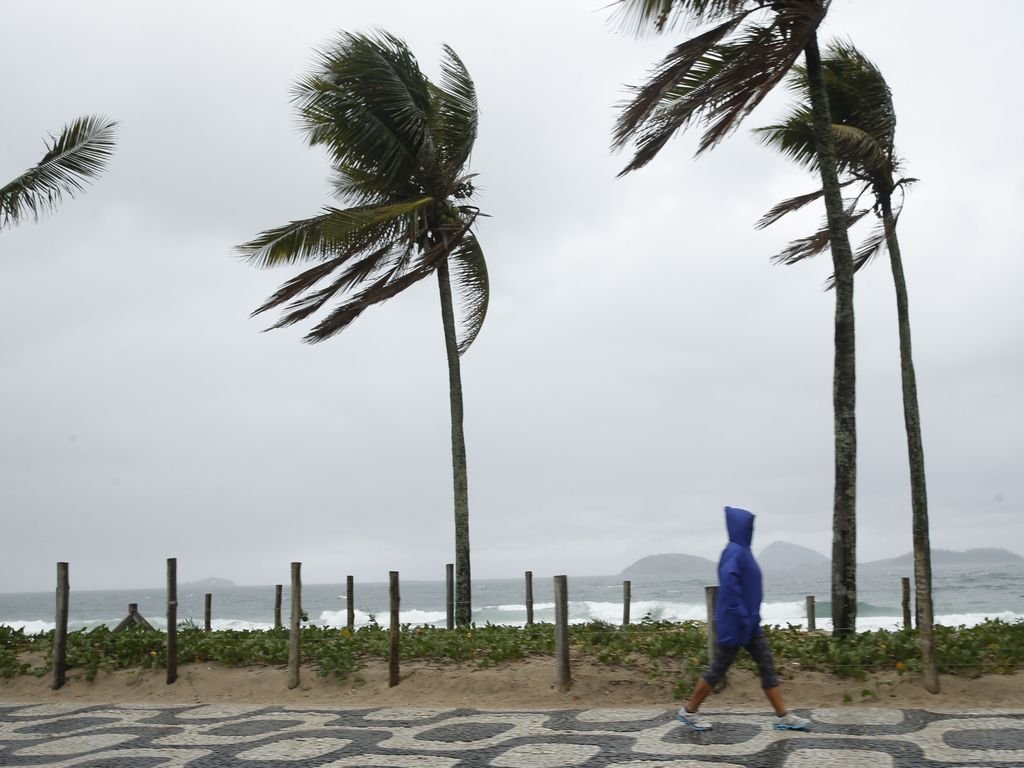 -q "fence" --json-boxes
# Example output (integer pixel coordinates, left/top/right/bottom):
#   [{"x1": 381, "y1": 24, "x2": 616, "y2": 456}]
[{"x1": 43, "y1": 560, "x2": 921, "y2": 692}]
